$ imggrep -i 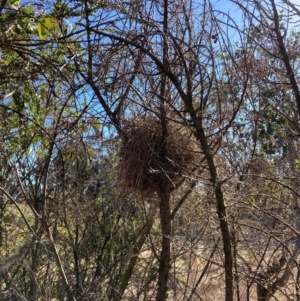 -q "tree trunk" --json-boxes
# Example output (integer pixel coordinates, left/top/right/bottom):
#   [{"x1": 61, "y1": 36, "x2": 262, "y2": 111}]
[
  {"x1": 156, "y1": 186, "x2": 171, "y2": 301},
  {"x1": 188, "y1": 110, "x2": 234, "y2": 301}
]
